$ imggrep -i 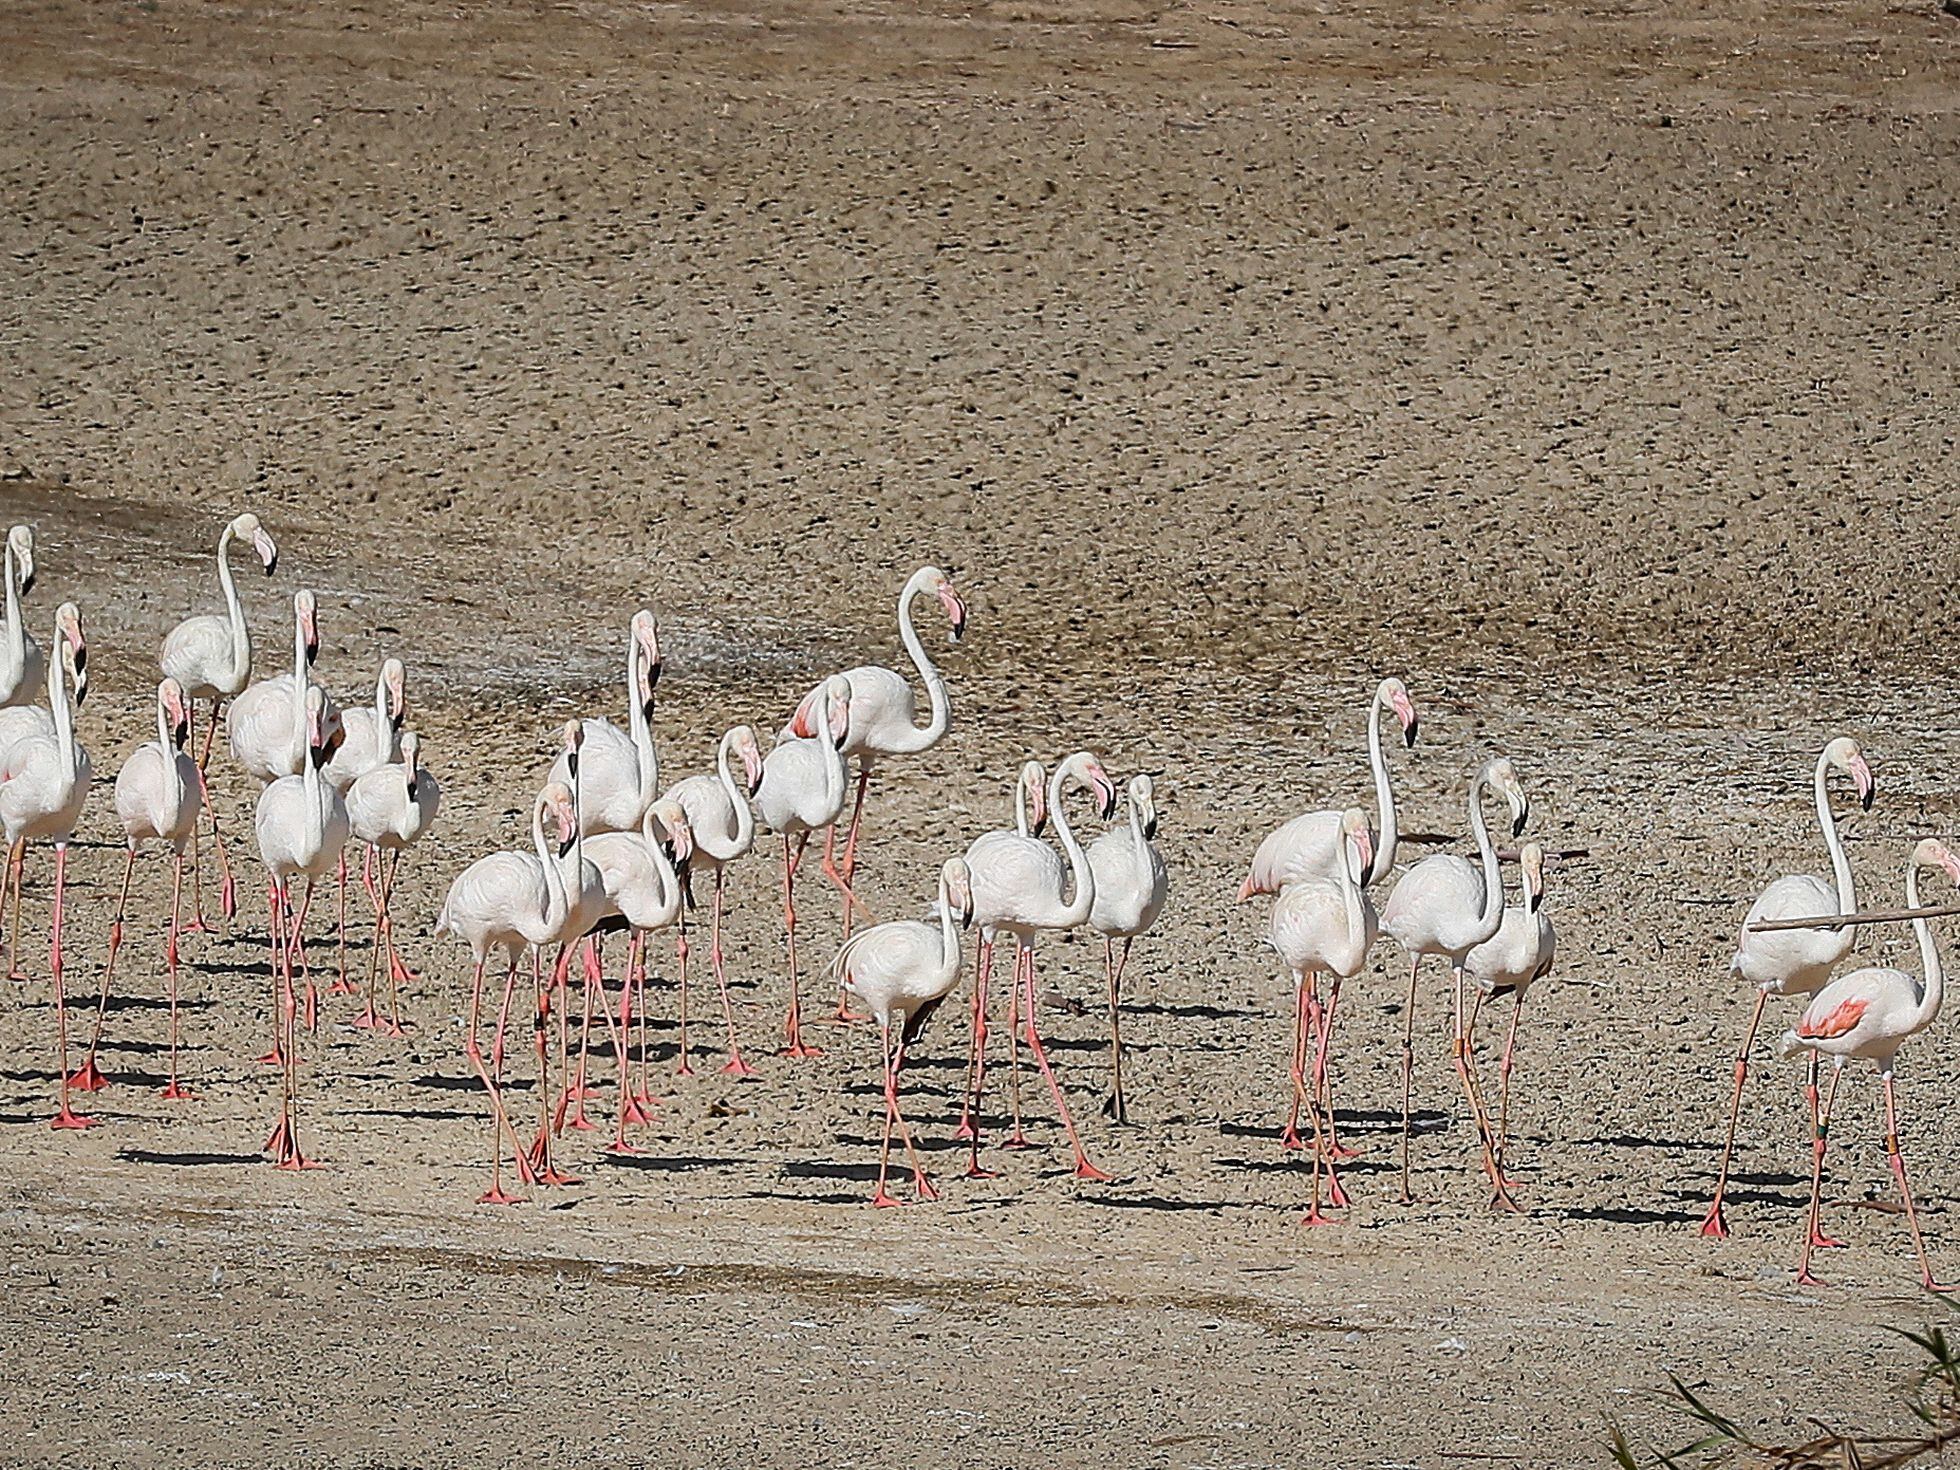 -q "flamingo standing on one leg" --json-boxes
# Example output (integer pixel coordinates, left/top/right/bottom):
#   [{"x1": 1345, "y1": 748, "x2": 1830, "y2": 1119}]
[
  {"x1": 160, "y1": 511, "x2": 279, "y2": 928},
  {"x1": 784, "y1": 566, "x2": 967, "y2": 985},
  {"x1": 1269, "y1": 809, "x2": 1378, "y2": 1223},
  {"x1": 253, "y1": 686, "x2": 349, "y2": 1168},
  {"x1": 833, "y1": 857, "x2": 974, "y2": 1206},
  {"x1": 664, "y1": 724, "x2": 766, "y2": 1077},
  {"x1": 756, "y1": 678, "x2": 860, "y2": 1058},
  {"x1": 71, "y1": 678, "x2": 202, "y2": 1098},
  {"x1": 346, "y1": 729, "x2": 440, "y2": 1034},
  {"x1": 547, "y1": 611, "x2": 661, "y2": 835},
  {"x1": 0, "y1": 623, "x2": 91, "y2": 1127},
  {"x1": 0, "y1": 525, "x2": 42, "y2": 708},
  {"x1": 1780, "y1": 837, "x2": 1960, "y2": 1291},
  {"x1": 0, "y1": 602, "x2": 86, "y2": 981},
  {"x1": 961, "y1": 750, "x2": 1120, "y2": 1181},
  {"x1": 436, "y1": 781, "x2": 580, "y2": 1204},
  {"x1": 1700, "y1": 736, "x2": 1875, "y2": 1240},
  {"x1": 1087, "y1": 773, "x2": 1167, "y2": 1126},
  {"x1": 1380, "y1": 756, "x2": 1531, "y2": 1210},
  {"x1": 1463, "y1": 841, "x2": 1557, "y2": 1189}
]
